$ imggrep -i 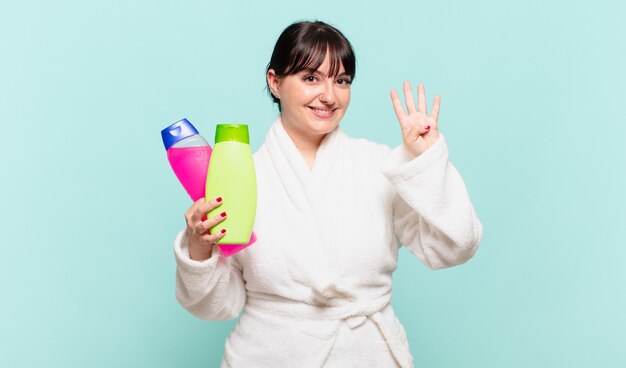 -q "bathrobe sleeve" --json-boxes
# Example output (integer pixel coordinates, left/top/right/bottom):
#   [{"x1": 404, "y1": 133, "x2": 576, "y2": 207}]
[
  {"x1": 382, "y1": 134, "x2": 483, "y2": 269},
  {"x1": 173, "y1": 229, "x2": 246, "y2": 320}
]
